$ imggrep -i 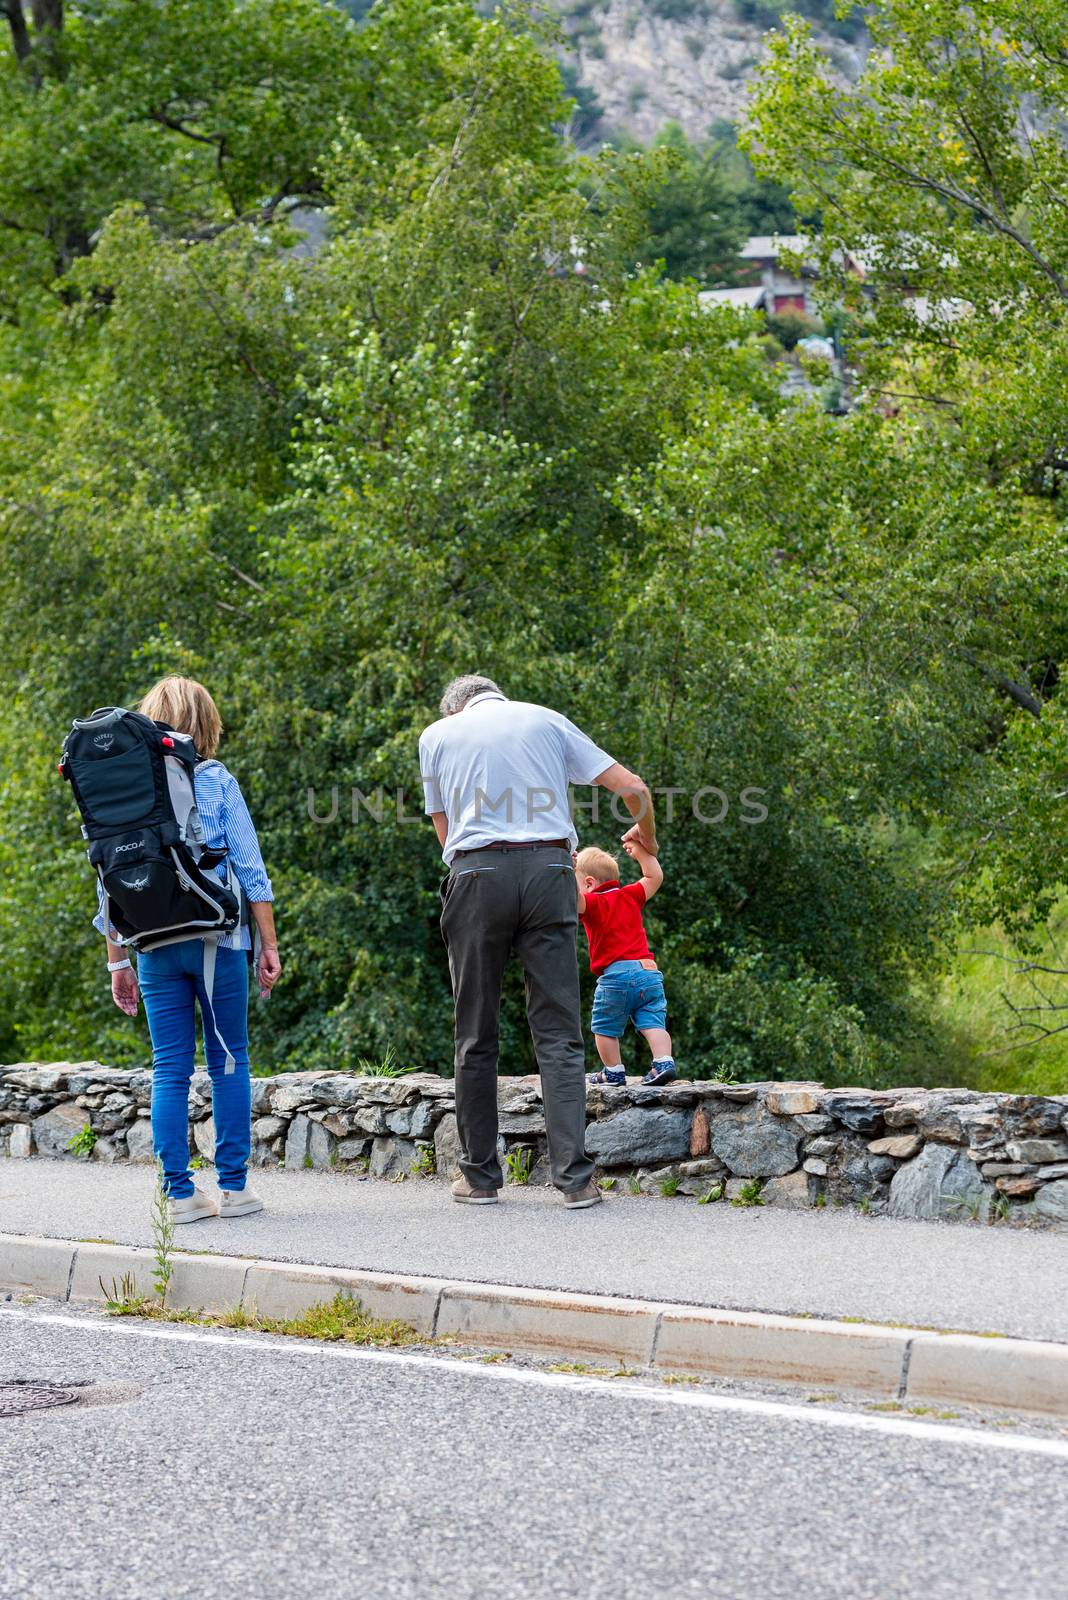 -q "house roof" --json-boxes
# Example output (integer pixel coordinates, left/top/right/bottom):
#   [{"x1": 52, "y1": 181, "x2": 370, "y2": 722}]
[{"x1": 740, "y1": 234, "x2": 812, "y2": 261}]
